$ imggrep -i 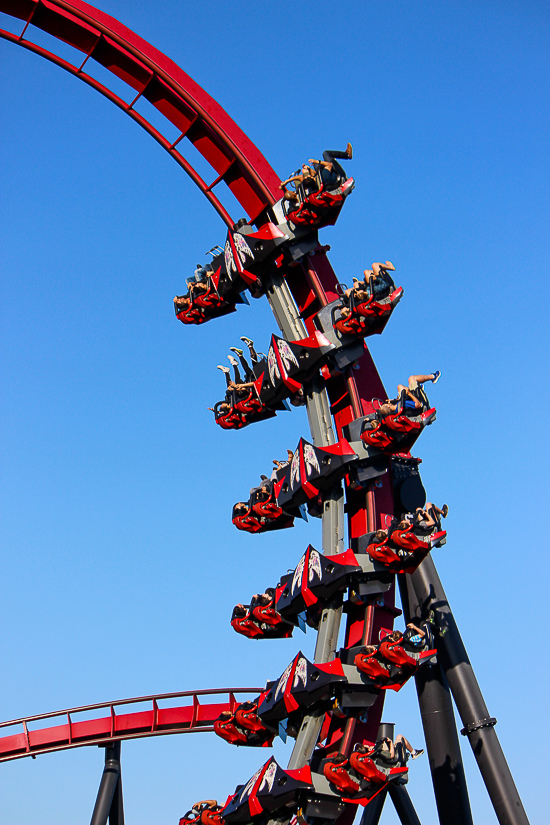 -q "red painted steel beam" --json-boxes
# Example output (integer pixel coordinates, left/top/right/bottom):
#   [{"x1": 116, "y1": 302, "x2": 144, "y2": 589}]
[
  {"x1": 0, "y1": 688, "x2": 261, "y2": 762},
  {"x1": 283, "y1": 251, "x2": 396, "y2": 759}
]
